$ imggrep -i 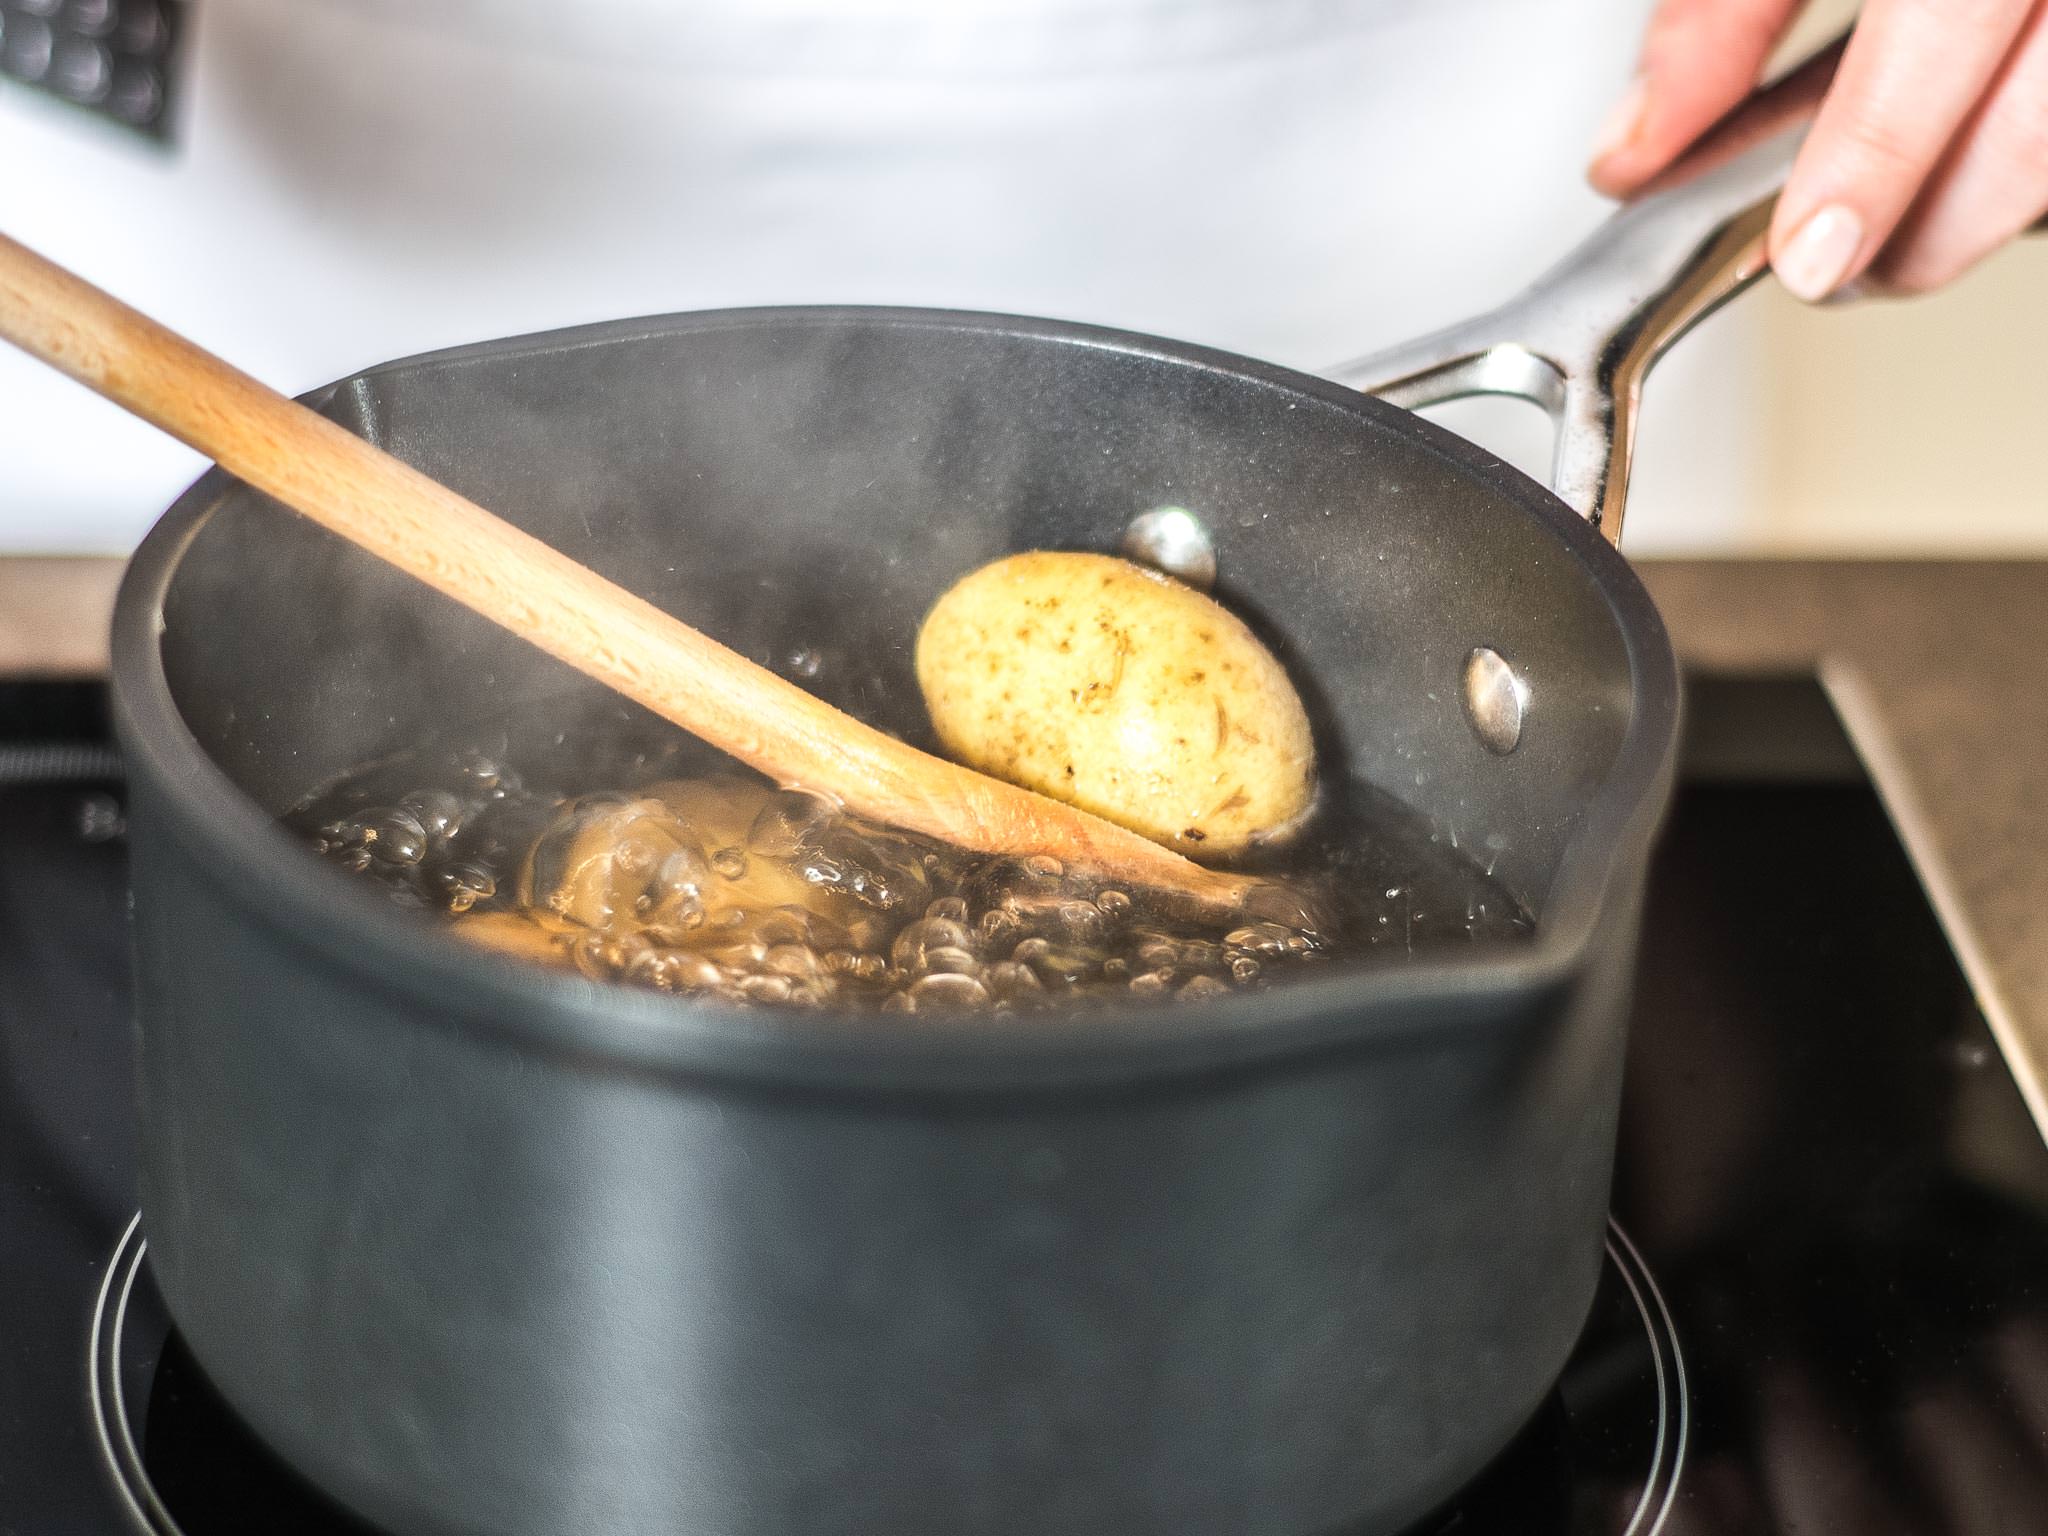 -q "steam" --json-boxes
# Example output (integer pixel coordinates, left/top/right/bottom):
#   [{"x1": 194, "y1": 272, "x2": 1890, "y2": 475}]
[{"x1": 156, "y1": 310, "x2": 1601, "y2": 953}]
